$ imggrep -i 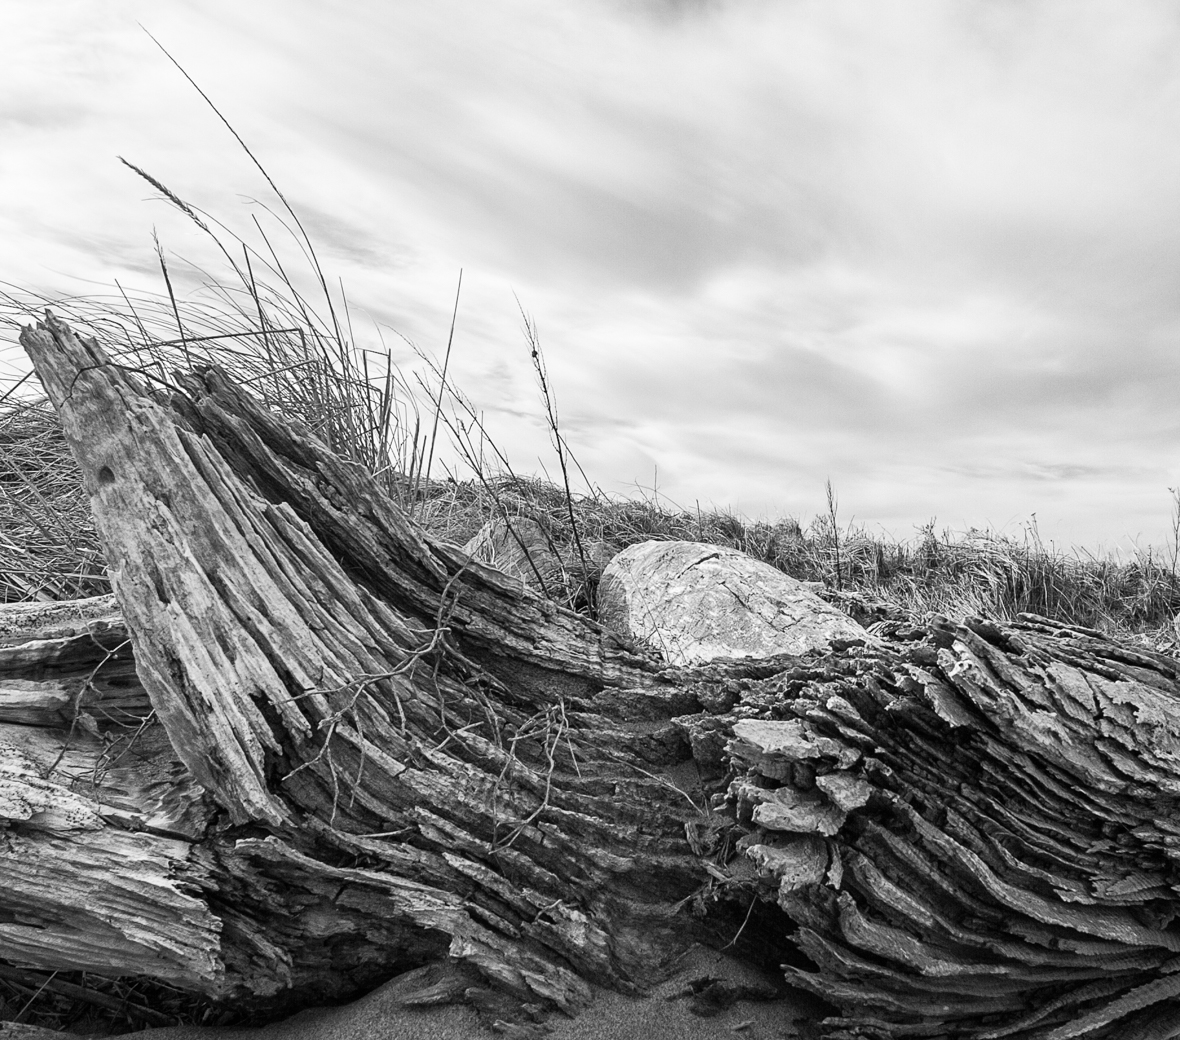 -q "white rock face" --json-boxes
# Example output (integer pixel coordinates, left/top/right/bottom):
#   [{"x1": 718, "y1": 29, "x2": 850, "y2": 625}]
[
  {"x1": 462, "y1": 518, "x2": 609, "y2": 595},
  {"x1": 596, "y1": 540, "x2": 870, "y2": 665},
  {"x1": 462, "y1": 517, "x2": 556, "y2": 590}
]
